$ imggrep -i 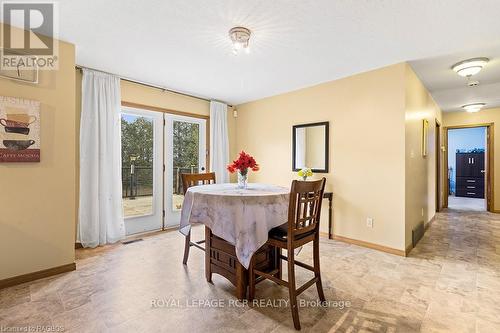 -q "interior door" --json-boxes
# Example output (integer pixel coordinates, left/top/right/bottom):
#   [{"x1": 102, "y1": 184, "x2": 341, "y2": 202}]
[
  {"x1": 164, "y1": 114, "x2": 207, "y2": 228},
  {"x1": 121, "y1": 107, "x2": 164, "y2": 235}
]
